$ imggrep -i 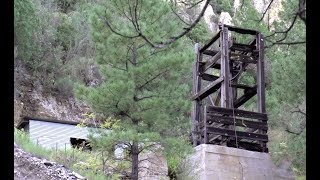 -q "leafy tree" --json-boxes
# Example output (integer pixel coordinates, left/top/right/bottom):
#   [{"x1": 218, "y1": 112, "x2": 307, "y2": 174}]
[{"x1": 75, "y1": 0, "x2": 208, "y2": 179}]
